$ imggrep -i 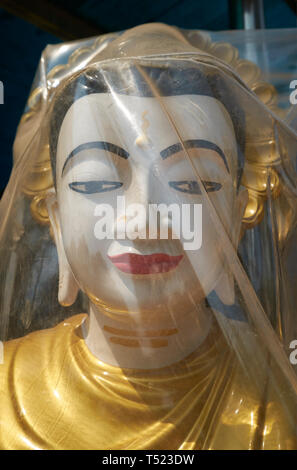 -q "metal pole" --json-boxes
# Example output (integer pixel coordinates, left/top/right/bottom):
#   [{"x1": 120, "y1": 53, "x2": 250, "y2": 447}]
[{"x1": 242, "y1": 0, "x2": 265, "y2": 29}]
